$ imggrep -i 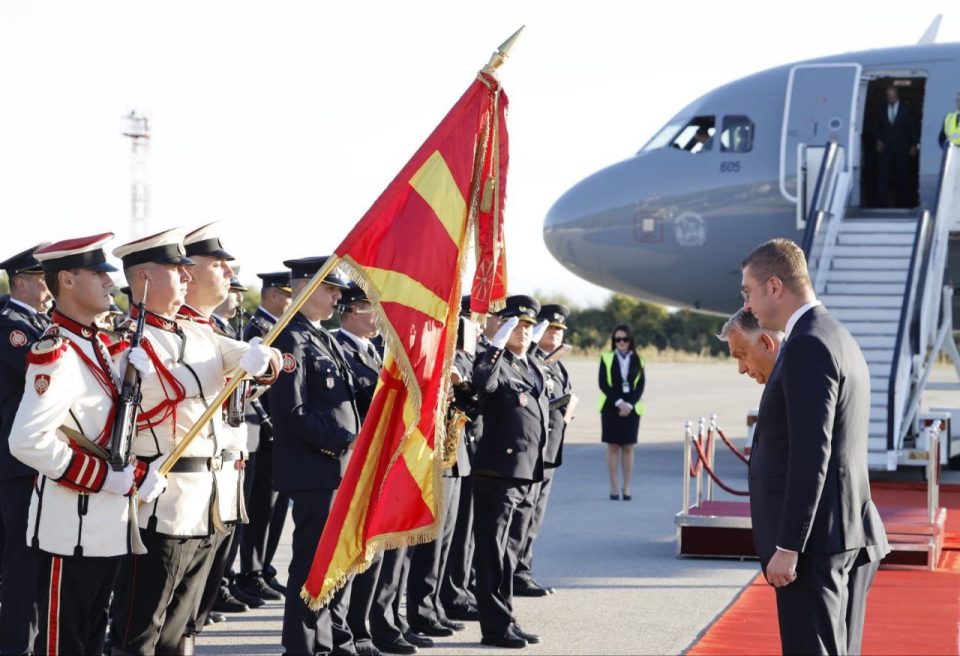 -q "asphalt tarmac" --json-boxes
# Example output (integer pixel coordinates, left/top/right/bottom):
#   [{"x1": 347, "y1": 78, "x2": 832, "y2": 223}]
[{"x1": 197, "y1": 357, "x2": 960, "y2": 654}]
